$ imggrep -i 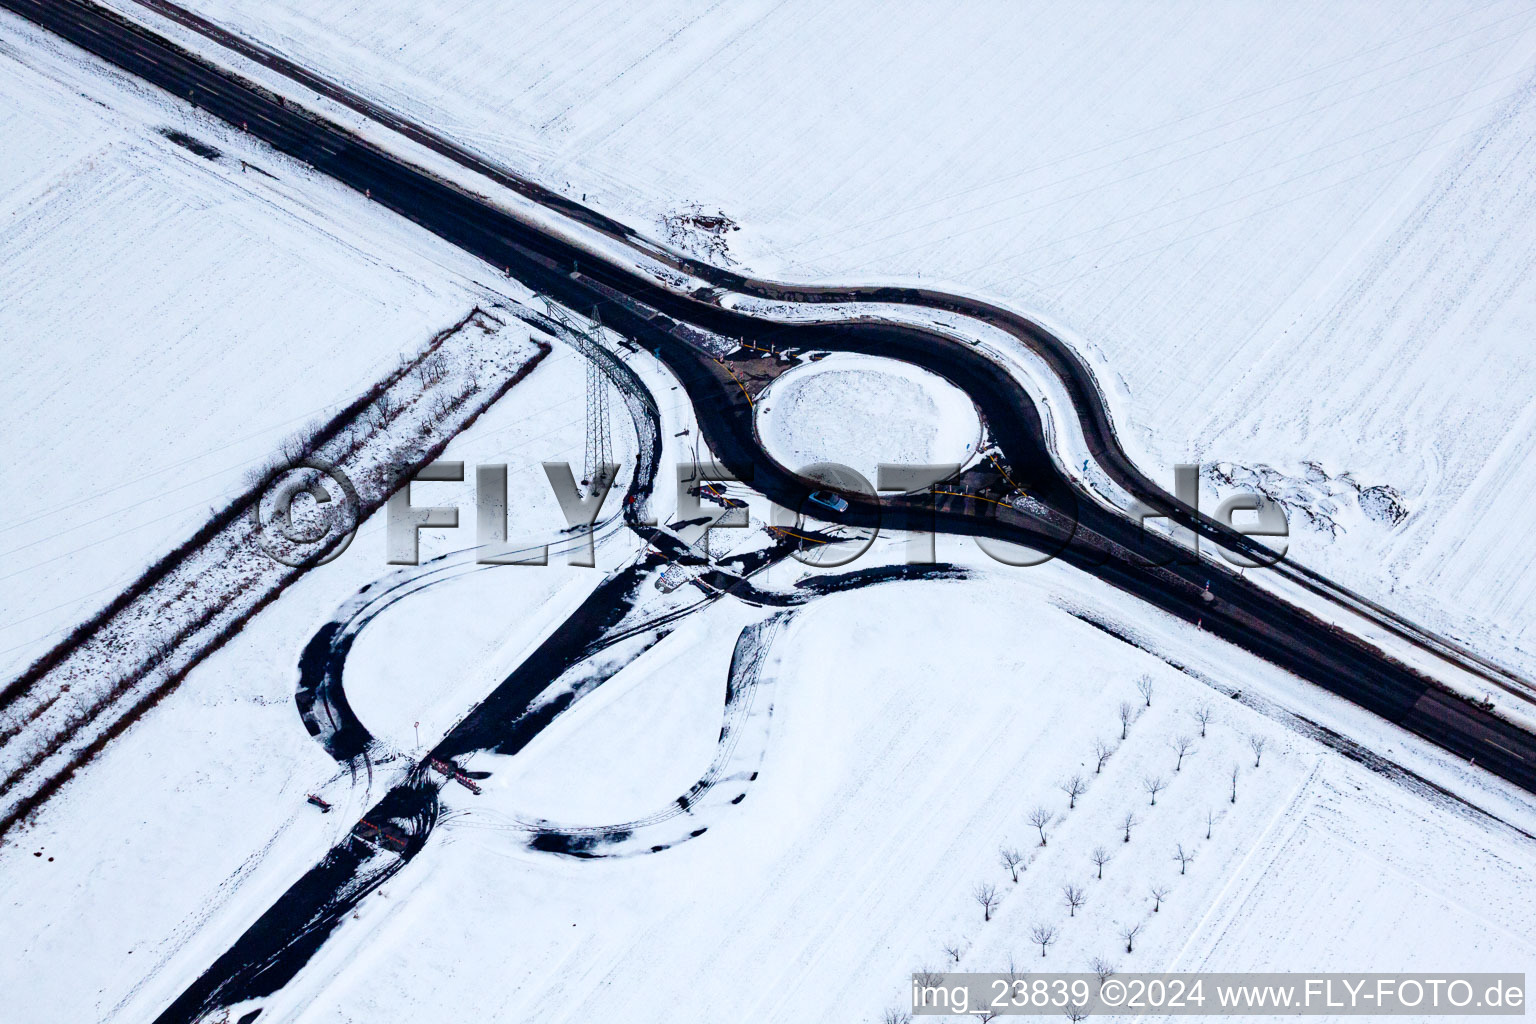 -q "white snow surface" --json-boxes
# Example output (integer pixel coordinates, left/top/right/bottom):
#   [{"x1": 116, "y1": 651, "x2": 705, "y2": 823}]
[
  {"x1": 4, "y1": 8, "x2": 1536, "y2": 1024},
  {"x1": 15, "y1": 531, "x2": 1534, "y2": 1024},
  {"x1": 0, "y1": 10, "x2": 534, "y2": 681},
  {"x1": 119, "y1": 0, "x2": 1536, "y2": 677},
  {"x1": 0, "y1": 384, "x2": 620, "y2": 1024},
  {"x1": 756, "y1": 353, "x2": 981, "y2": 488},
  {"x1": 280, "y1": 553, "x2": 1536, "y2": 1024}
]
